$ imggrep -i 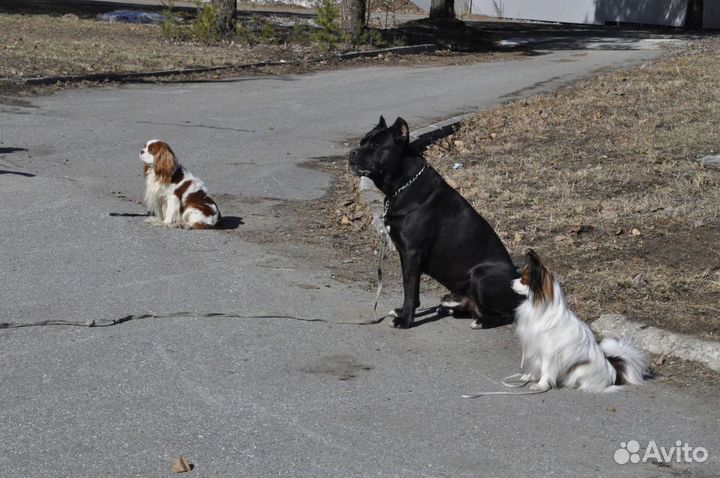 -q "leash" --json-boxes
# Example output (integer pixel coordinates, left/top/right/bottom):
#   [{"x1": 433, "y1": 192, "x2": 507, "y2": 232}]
[
  {"x1": 372, "y1": 227, "x2": 390, "y2": 323},
  {"x1": 0, "y1": 310, "x2": 386, "y2": 329},
  {"x1": 461, "y1": 350, "x2": 550, "y2": 398}
]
